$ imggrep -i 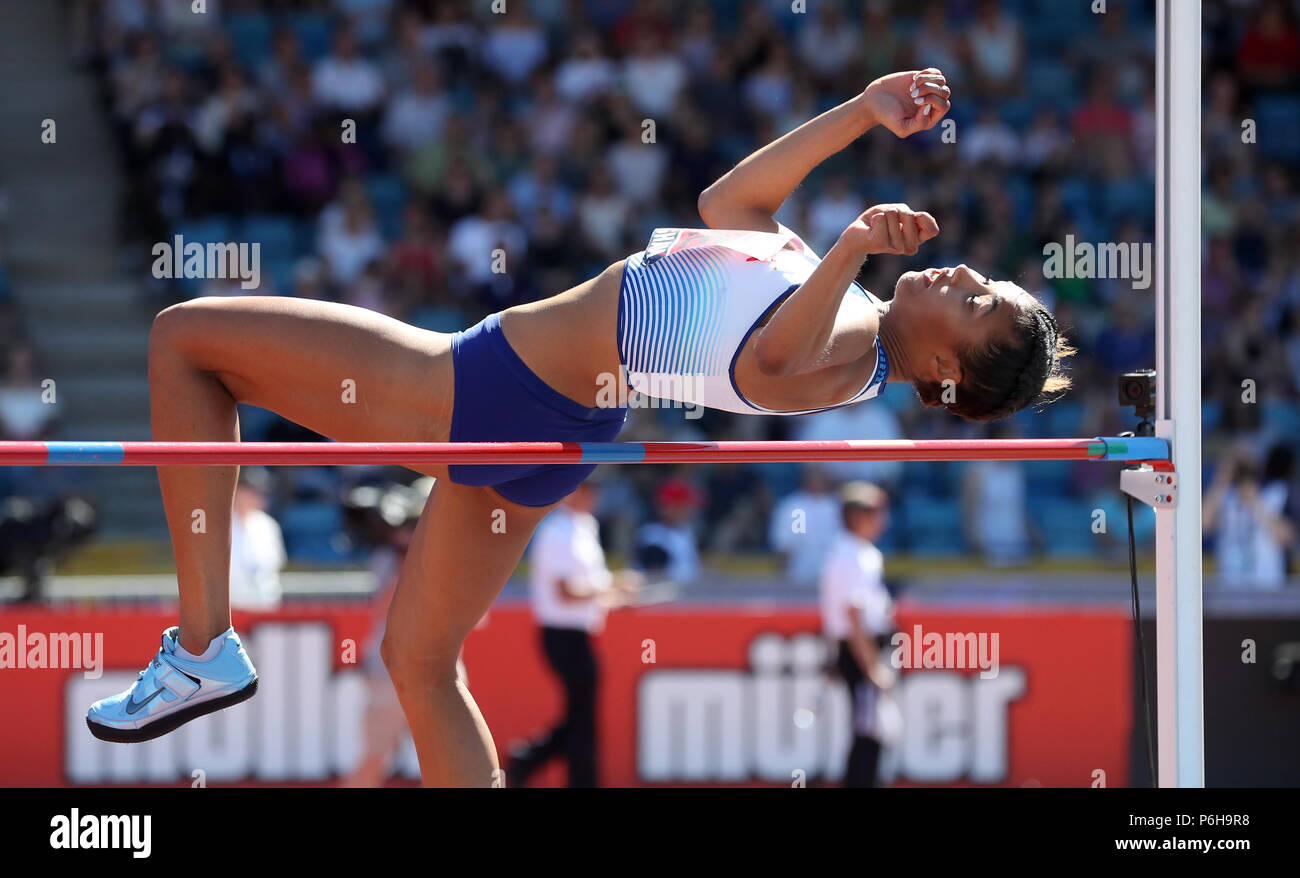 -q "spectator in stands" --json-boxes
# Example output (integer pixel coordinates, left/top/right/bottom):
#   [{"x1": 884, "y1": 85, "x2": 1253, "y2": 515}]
[
  {"x1": 311, "y1": 24, "x2": 385, "y2": 116},
  {"x1": 520, "y1": 73, "x2": 580, "y2": 158},
  {"x1": 820, "y1": 481, "x2": 895, "y2": 788},
  {"x1": 317, "y1": 182, "x2": 385, "y2": 288},
  {"x1": 482, "y1": 4, "x2": 548, "y2": 86},
  {"x1": 1019, "y1": 108, "x2": 1070, "y2": 173},
  {"x1": 622, "y1": 30, "x2": 688, "y2": 117},
  {"x1": 1204, "y1": 444, "x2": 1295, "y2": 589},
  {"x1": 1236, "y1": 0, "x2": 1300, "y2": 89},
  {"x1": 966, "y1": 2, "x2": 1023, "y2": 93},
  {"x1": 635, "y1": 477, "x2": 704, "y2": 586},
  {"x1": 960, "y1": 104, "x2": 1021, "y2": 167},
  {"x1": 769, "y1": 464, "x2": 841, "y2": 588},
  {"x1": 229, "y1": 467, "x2": 286, "y2": 611},
  {"x1": 575, "y1": 165, "x2": 631, "y2": 261},
  {"x1": 256, "y1": 27, "x2": 304, "y2": 100},
  {"x1": 380, "y1": 61, "x2": 450, "y2": 155},
  {"x1": 110, "y1": 32, "x2": 165, "y2": 123},
  {"x1": 0, "y1": 343, "x2": 56, "y2": 441},
  {"x1": 909, "y1": 2, "x2": 967, "y2": 86},
  {"x1": 796, "y1": 2, "x2": 860, "y2": 88},
  {"x1": 806, "y1": 175, "x2": 865, "y2": 257},
  {"x1": 385, "y1": 202, "x2": 445, "y2": 319},
  {"x1": 962, "y1": 422, "x2": 1032, "y2": 565},
  {"x1": 555, "y1": 29, "x2": 617, "y2": 104},
  {"x1": 743, "y1": 41, "x2": 796, "y2": 120},
  {"x1": 1071, "y1": 69, "x2": 1134, "y2": 174},
  {"x1": 446, "y1": 189, "x2": 528, "y2": 308}
]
